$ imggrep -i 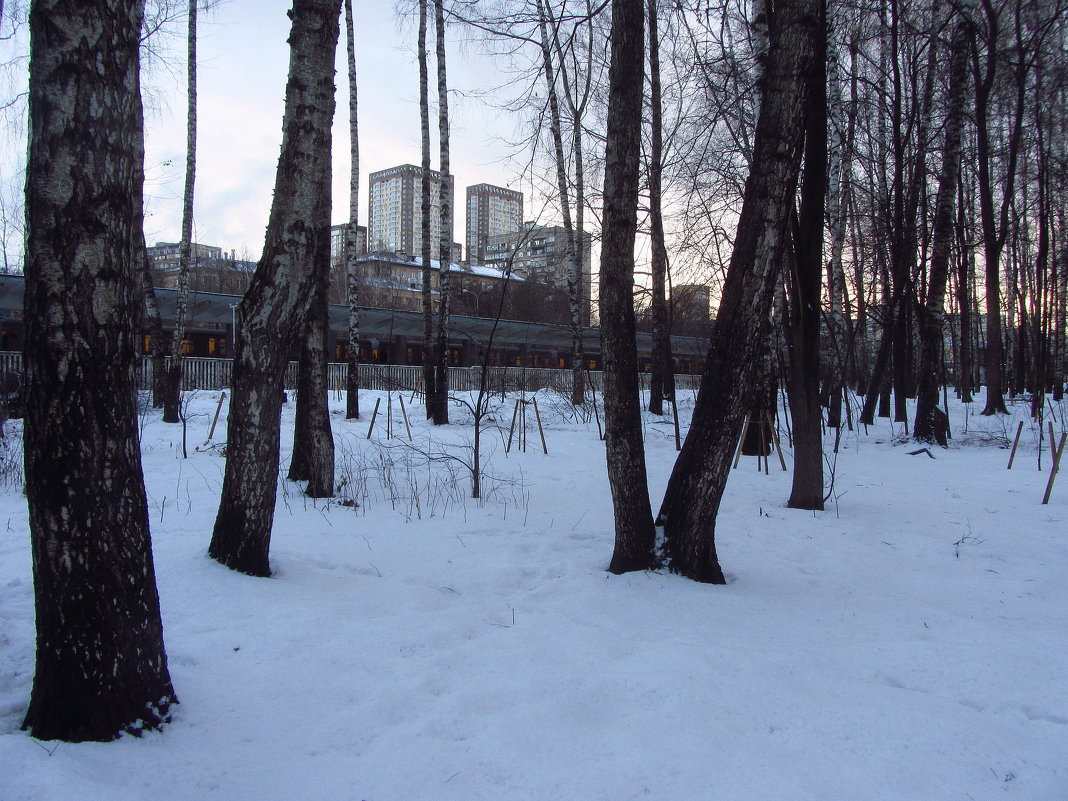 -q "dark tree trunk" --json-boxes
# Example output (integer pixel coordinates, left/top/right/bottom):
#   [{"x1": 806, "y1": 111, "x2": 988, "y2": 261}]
[
  {"x1": 601, "y1": 0, "x2": 656, "y2": 574},
  {"x1": 209, "y1": 0, "x2": 340, "y2": 577},
  {"x1": 955, "y1": 177, "x2": 974, "y2": 403},
  {"x1": 647, "y1": 0, "x2": 672, "y2": 416},
  {"x1": 22, "y1": 0, "x2": 176, "y2": 741},
  {"x1": 288, "y1": 256, "x2": 335, "y2": 498},
  {"x1": 916, "y1": 8, "x2": 970, "y2": 444},
  {"x1": 786, "y1": 0, "x2": 826, "y2": 511},
  {"x1": 137, "y1": 229, "x2": 168, "y2": 407},
  {"x1": 657, "y1": 0, "x2": 819, "y2": 584}
]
